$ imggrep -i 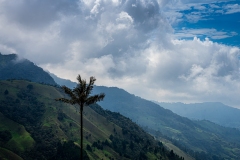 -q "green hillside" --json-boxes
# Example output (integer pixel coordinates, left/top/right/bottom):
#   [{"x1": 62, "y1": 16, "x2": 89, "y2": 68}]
[
  {"x1": 0, "y1": 80, "x2": 183, "y2": 160},
  {"x1": 0, "y1": 112, "x2": 34, "y2": 153},
  {"x1": 93, "y1": 86, "x2": 240, "y2": 159}
]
